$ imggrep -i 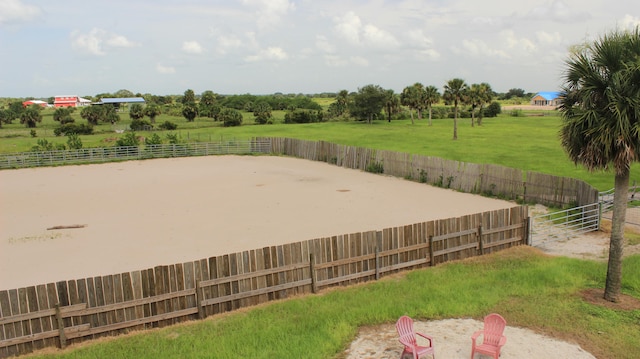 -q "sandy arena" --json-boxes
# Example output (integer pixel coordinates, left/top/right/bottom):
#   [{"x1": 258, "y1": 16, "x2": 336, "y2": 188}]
[
  {"x1": 1, "y1": 155, "x2": 603, "y2": 358},
  {"x1": 0, "y1": 155, "x2": 515, "y2": 290}
]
